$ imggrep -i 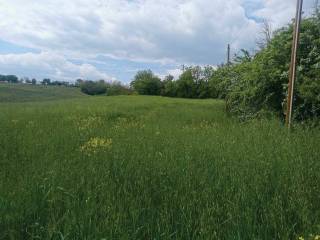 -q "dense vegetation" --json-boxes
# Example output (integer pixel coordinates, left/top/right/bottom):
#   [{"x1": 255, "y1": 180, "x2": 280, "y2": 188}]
[
  {"x1": 0, "y1": 90, "x2": 319, "y2": 239},
  {"x1": 80, "y1": 80, "x2": 108, "y2": 95},
  {"x1": 79, "y1": 80, "x2": 132, "y2": 96},
  {"x1": 130, "y1": 13, "x2": 320, "y2": 122}
]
